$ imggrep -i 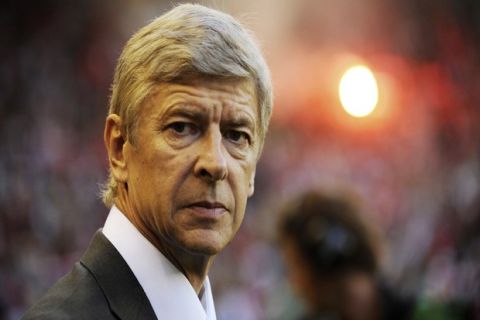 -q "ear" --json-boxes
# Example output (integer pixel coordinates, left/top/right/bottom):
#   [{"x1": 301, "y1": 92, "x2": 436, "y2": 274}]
[
  {"x1": 248, "y1": 169, "x2": 256, "y2": 197},
  {"x1": 104, "y1": 114, "x2": 128, "y2": 183}
]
